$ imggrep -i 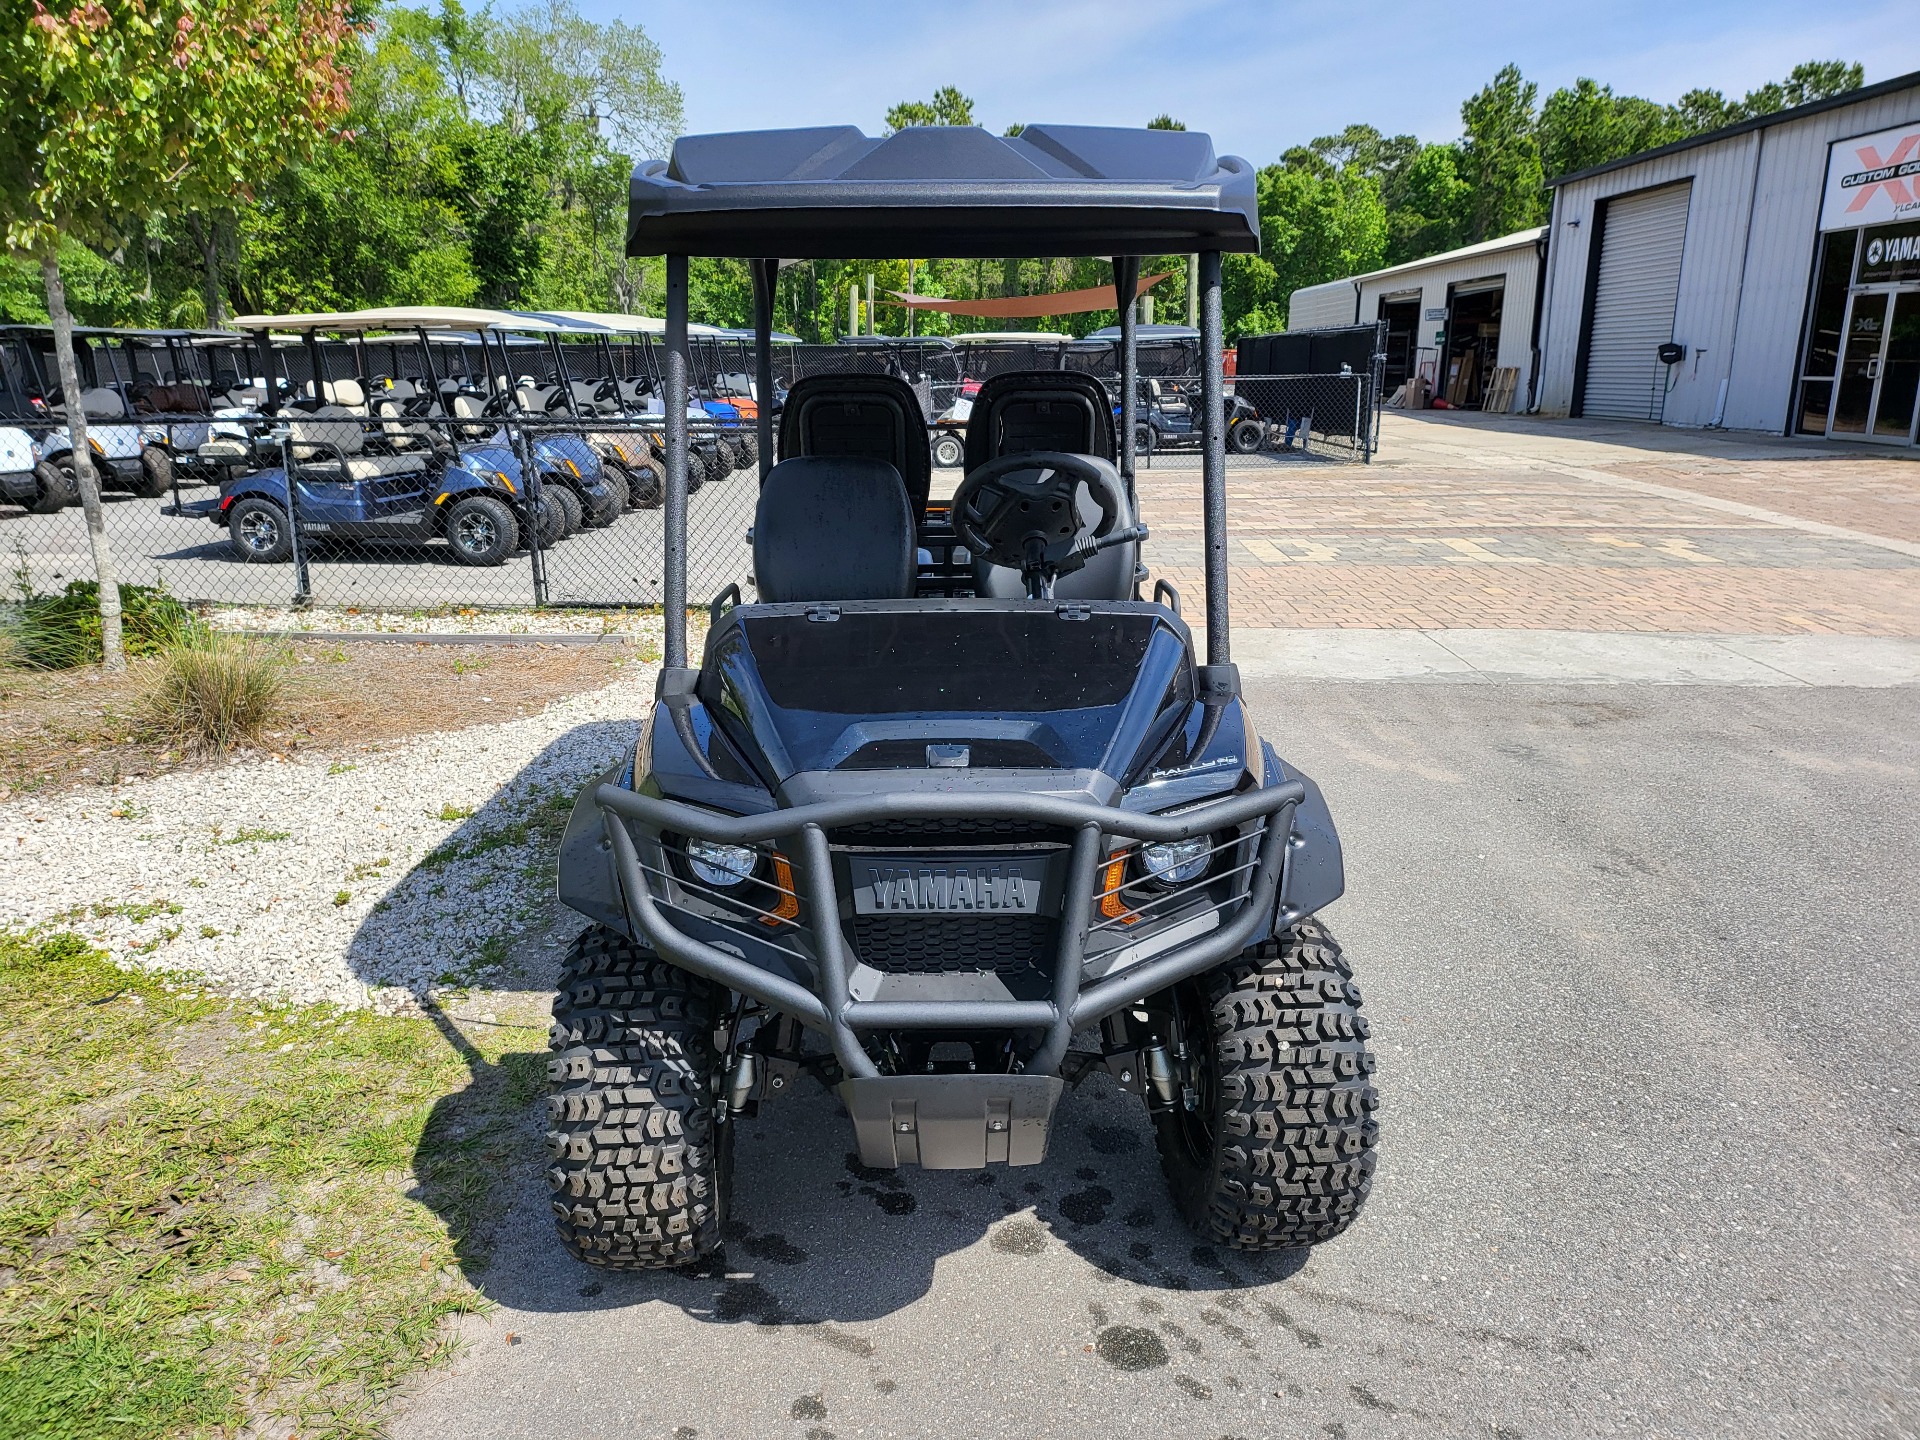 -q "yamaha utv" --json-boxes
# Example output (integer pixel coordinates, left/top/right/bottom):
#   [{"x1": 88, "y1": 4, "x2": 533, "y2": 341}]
[{"x1": 550, "y1": 122, "x2": 1377, "y2": 1266}]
